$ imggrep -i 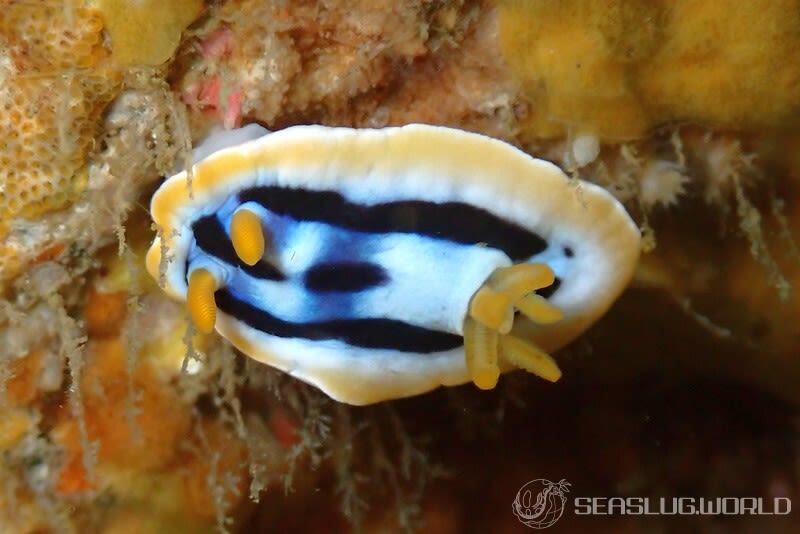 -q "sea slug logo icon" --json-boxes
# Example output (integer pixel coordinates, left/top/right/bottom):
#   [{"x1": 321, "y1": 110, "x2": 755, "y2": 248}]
[{"x1": 512, "y1": 478, "x2": 571, "y2": 529}]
